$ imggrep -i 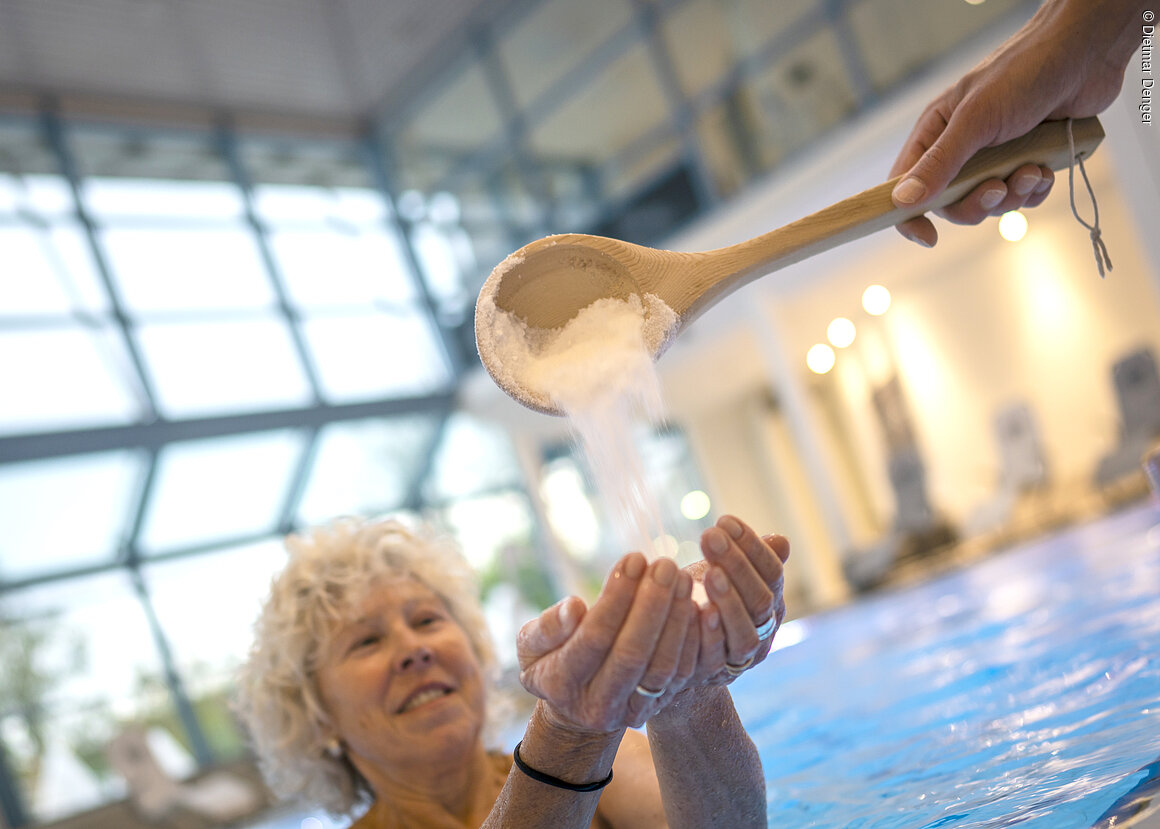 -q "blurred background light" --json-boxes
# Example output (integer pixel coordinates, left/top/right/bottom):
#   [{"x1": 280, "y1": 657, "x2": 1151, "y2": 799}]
[
  {"x1": 827, "y1": 317, "x2": 857, "y2": 348},
  {"x1": 680, "y1": 489, "x2": 712, "y2": 520},
  {"x1": 807, "y1": 343, "x2": 836, "y2": 374},
  {"x1": 999, "y1": 210, "x2": 1028, "y2": 241},
  {"x1": 862, "y1": 284, "x2": 892, "y2": 316}
]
